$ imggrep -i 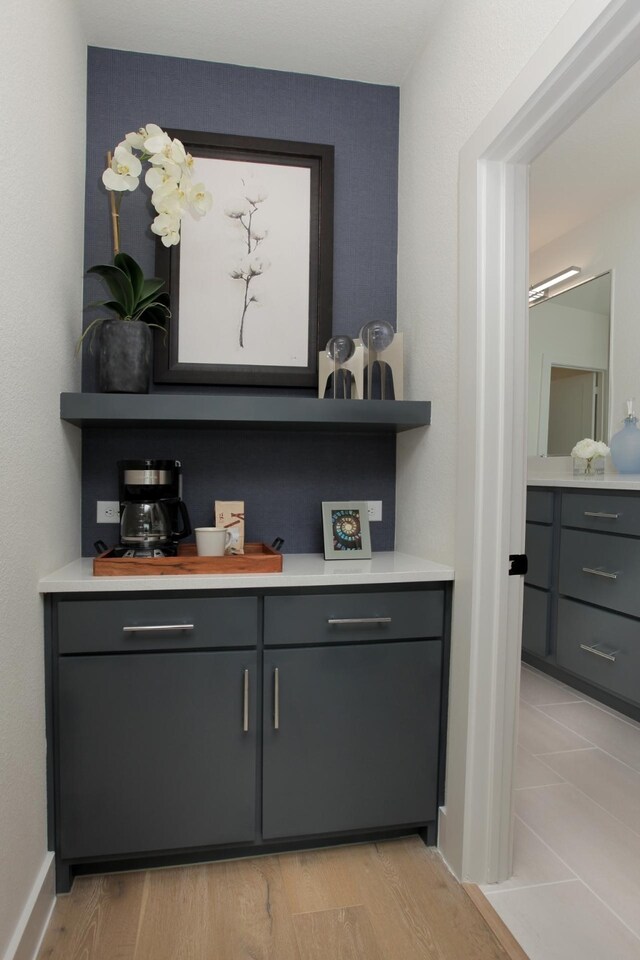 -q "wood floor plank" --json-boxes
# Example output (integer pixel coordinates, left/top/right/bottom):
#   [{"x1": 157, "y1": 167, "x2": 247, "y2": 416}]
[
  {"x1": 463, "y1": 884, "x2": 531, "y2": 960},
  {"x1": 293, "y1": 905, "x2": 384, "y2": 960},
  {"x1": 131, "y1": 865, "x2": 214, "y2": 960},
  {"x1": 134, "y1": 855, "x2": 301, "y2": 960},
  {"x1": 37, "y1": 872, "x2": 146, "y2": 960},
  {"x1": 279, "y1": 845, "x2": 362, "y2": 914},
  {"x1": 346, "y1": 837, "x2": 514, "y2": 960},
  {"x1": 36, "y1": 839, "x2": 526, "y2": 960}
]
